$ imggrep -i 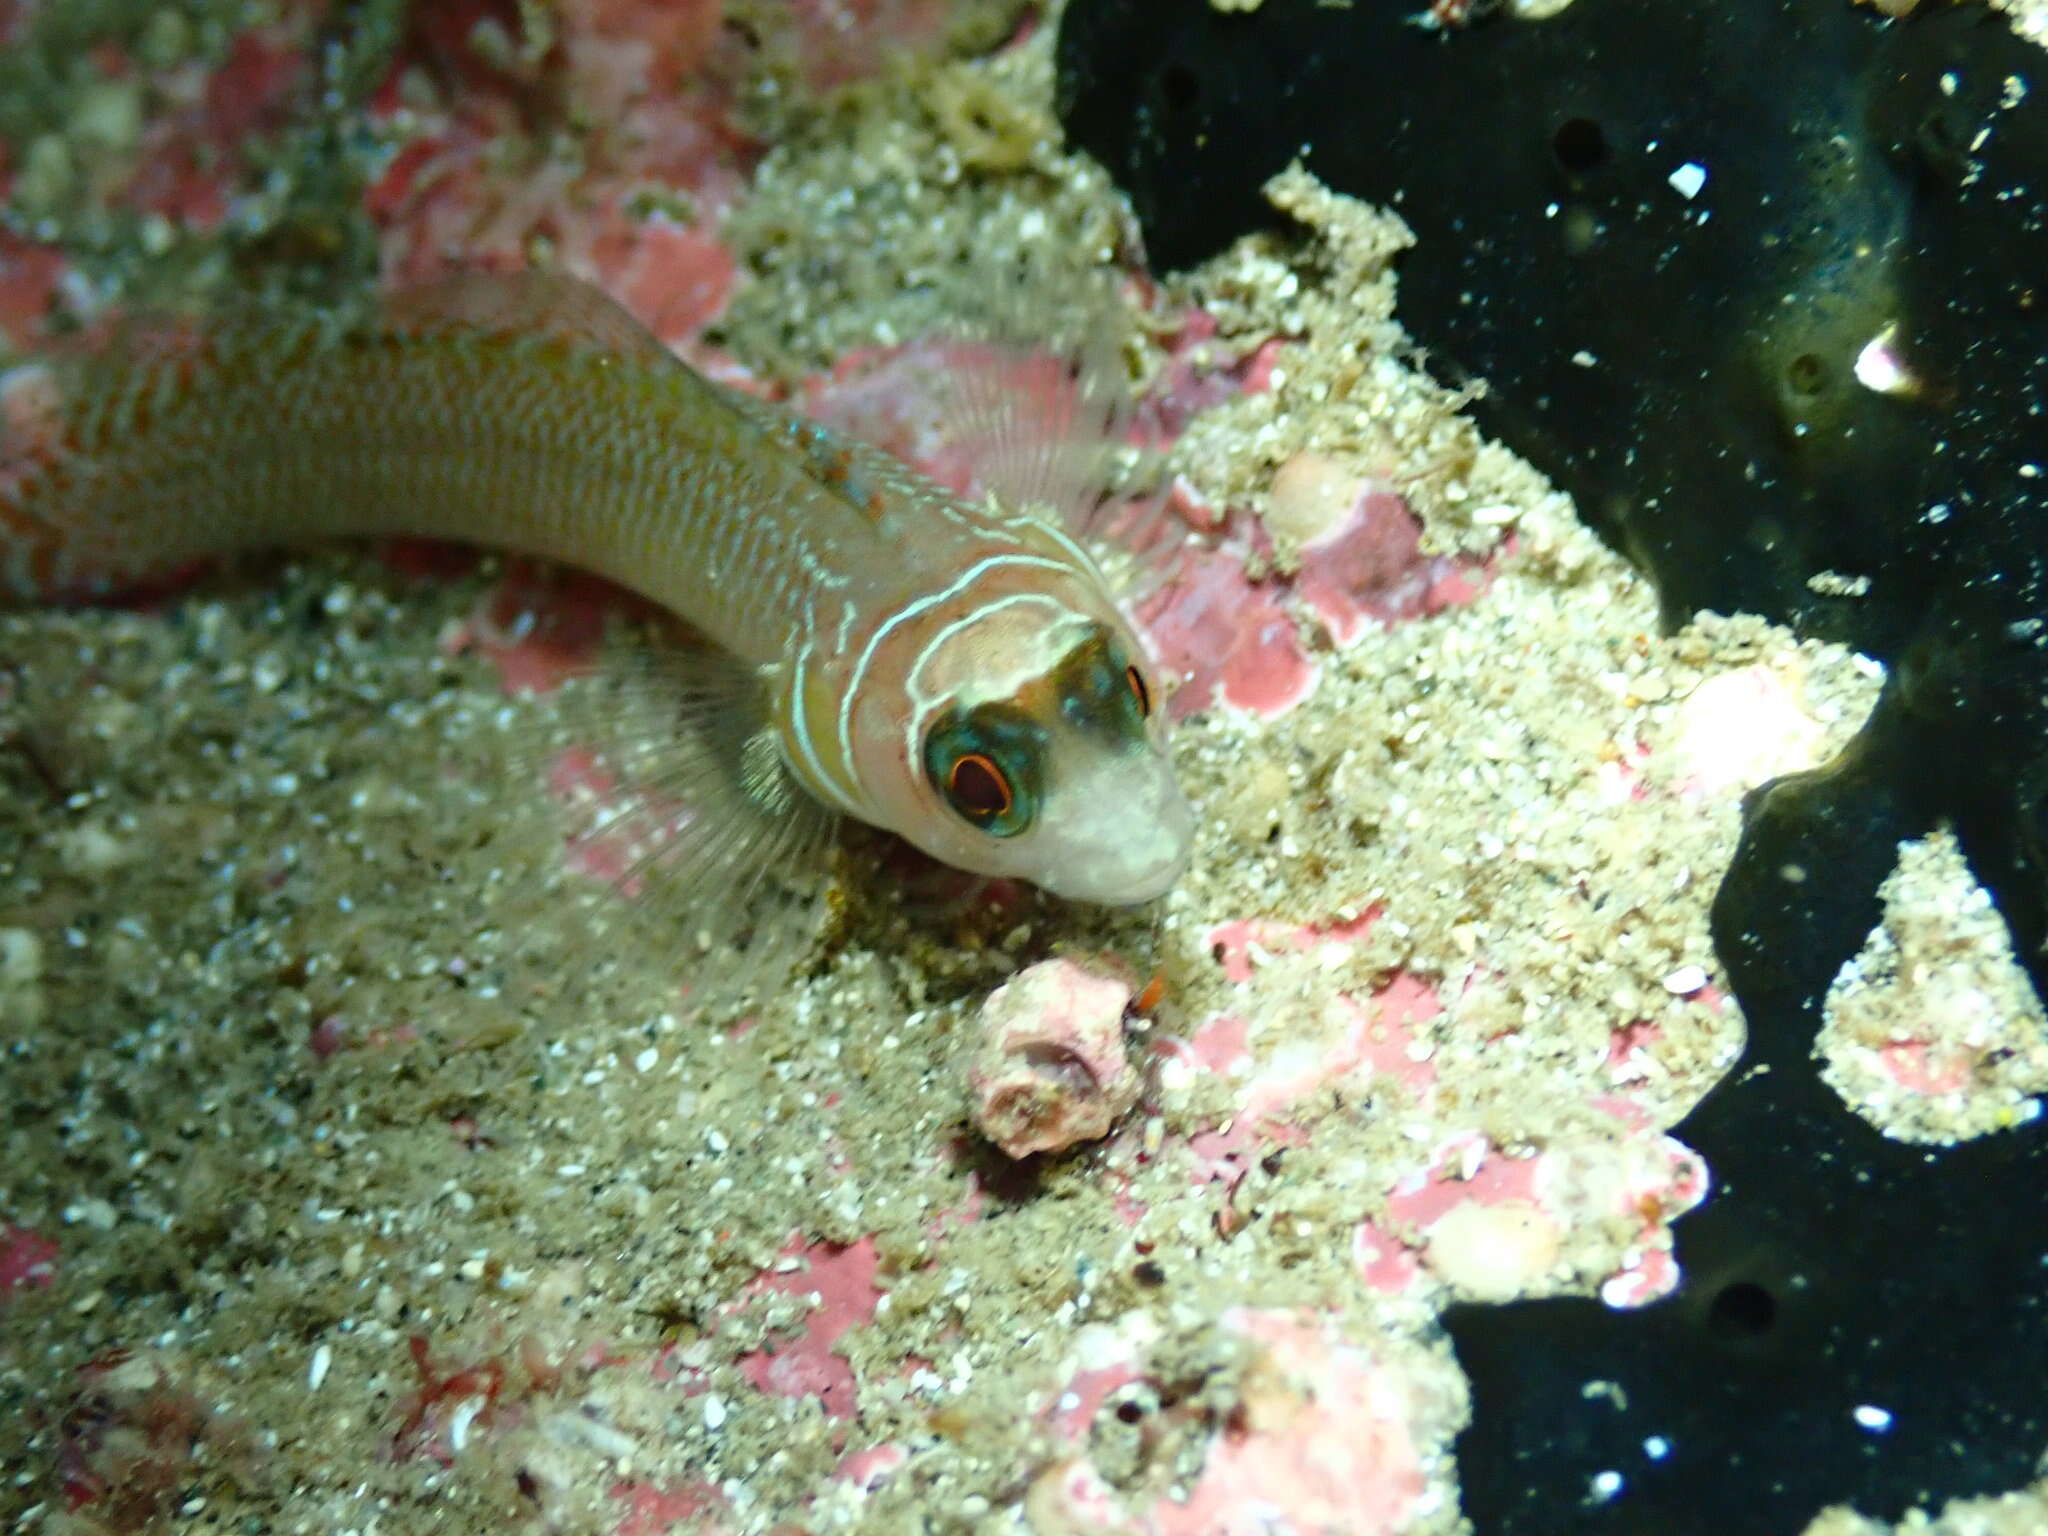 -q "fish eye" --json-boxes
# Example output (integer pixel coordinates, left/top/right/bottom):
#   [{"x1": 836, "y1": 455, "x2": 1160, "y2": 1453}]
[
  {"x1": 1125, "y1": 664, "x2": 1152, "y2": 718},
  {"x1": 923, "y1": 706, "x2": 1042, "y2": 838},
  {"x1": 1051, "y1": 625, "x2": 1156, "y2": 737},
  {"x1": 947, "y1": 752, "x2": 1012, "y2": 821}
]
